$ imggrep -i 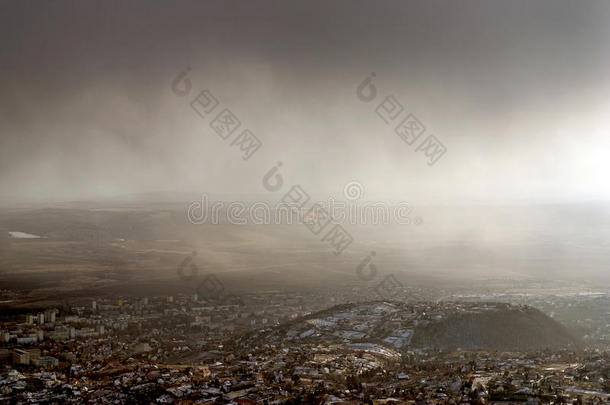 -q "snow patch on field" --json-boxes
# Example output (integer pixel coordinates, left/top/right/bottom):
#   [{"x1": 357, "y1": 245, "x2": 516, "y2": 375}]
[{"x1": 8, "y1": 231, "x2": 41, "y2": 239}]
